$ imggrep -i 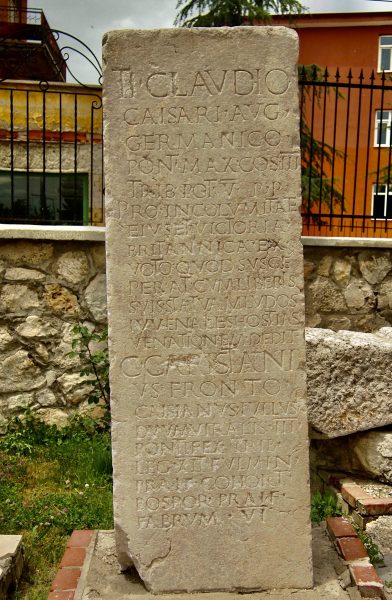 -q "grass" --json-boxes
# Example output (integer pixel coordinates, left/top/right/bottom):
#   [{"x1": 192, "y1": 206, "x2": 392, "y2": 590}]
[{"x1": 0, "y1": 413, "x2": 113, "y2": 599}]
